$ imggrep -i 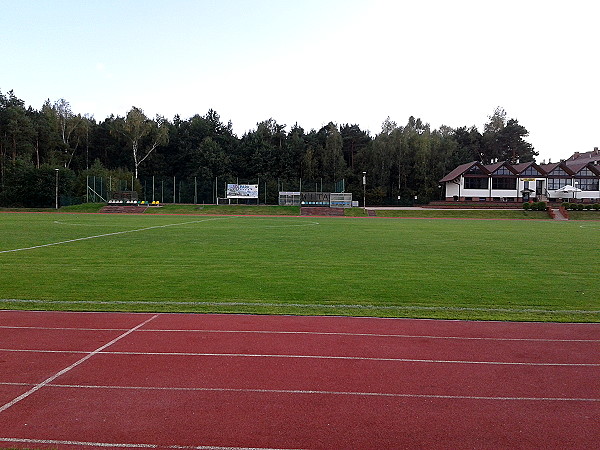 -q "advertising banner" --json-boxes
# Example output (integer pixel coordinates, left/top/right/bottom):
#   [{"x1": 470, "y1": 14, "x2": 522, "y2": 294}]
[{"x1": 227, "y1": 184, "x2": 258, "y2": 199}]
